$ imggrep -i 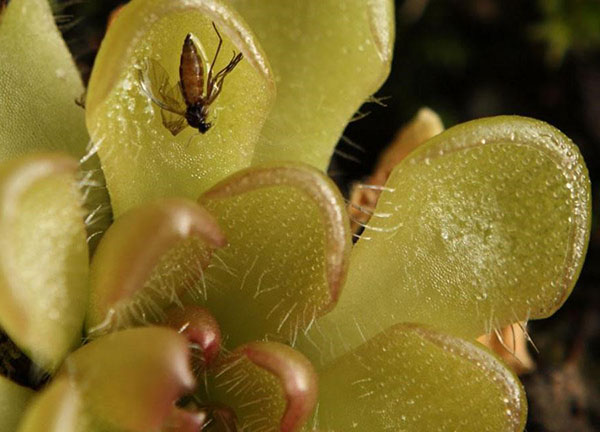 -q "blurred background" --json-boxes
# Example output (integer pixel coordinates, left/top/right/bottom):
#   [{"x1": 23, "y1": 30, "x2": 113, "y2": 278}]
[{"x1": 57, "y1": 0, "x2": 600, "y2": 430}]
